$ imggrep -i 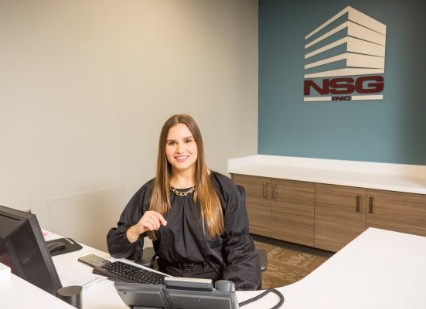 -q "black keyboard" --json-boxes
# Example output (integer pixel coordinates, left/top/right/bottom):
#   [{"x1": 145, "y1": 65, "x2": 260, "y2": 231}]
[{"x1": 93, "y1": 261, "x2": 166, "y2": 285}]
